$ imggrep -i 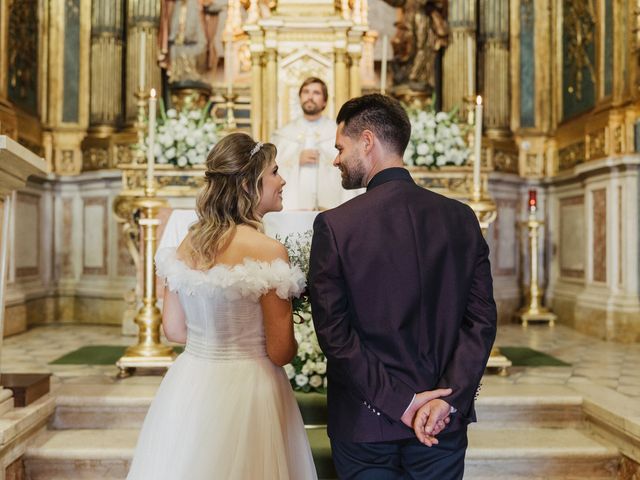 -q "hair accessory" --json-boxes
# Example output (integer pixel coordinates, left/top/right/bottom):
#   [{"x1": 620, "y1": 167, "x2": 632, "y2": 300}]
[{"x1": 250, "y1": 141, "x2": 264, "y2": 157}]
